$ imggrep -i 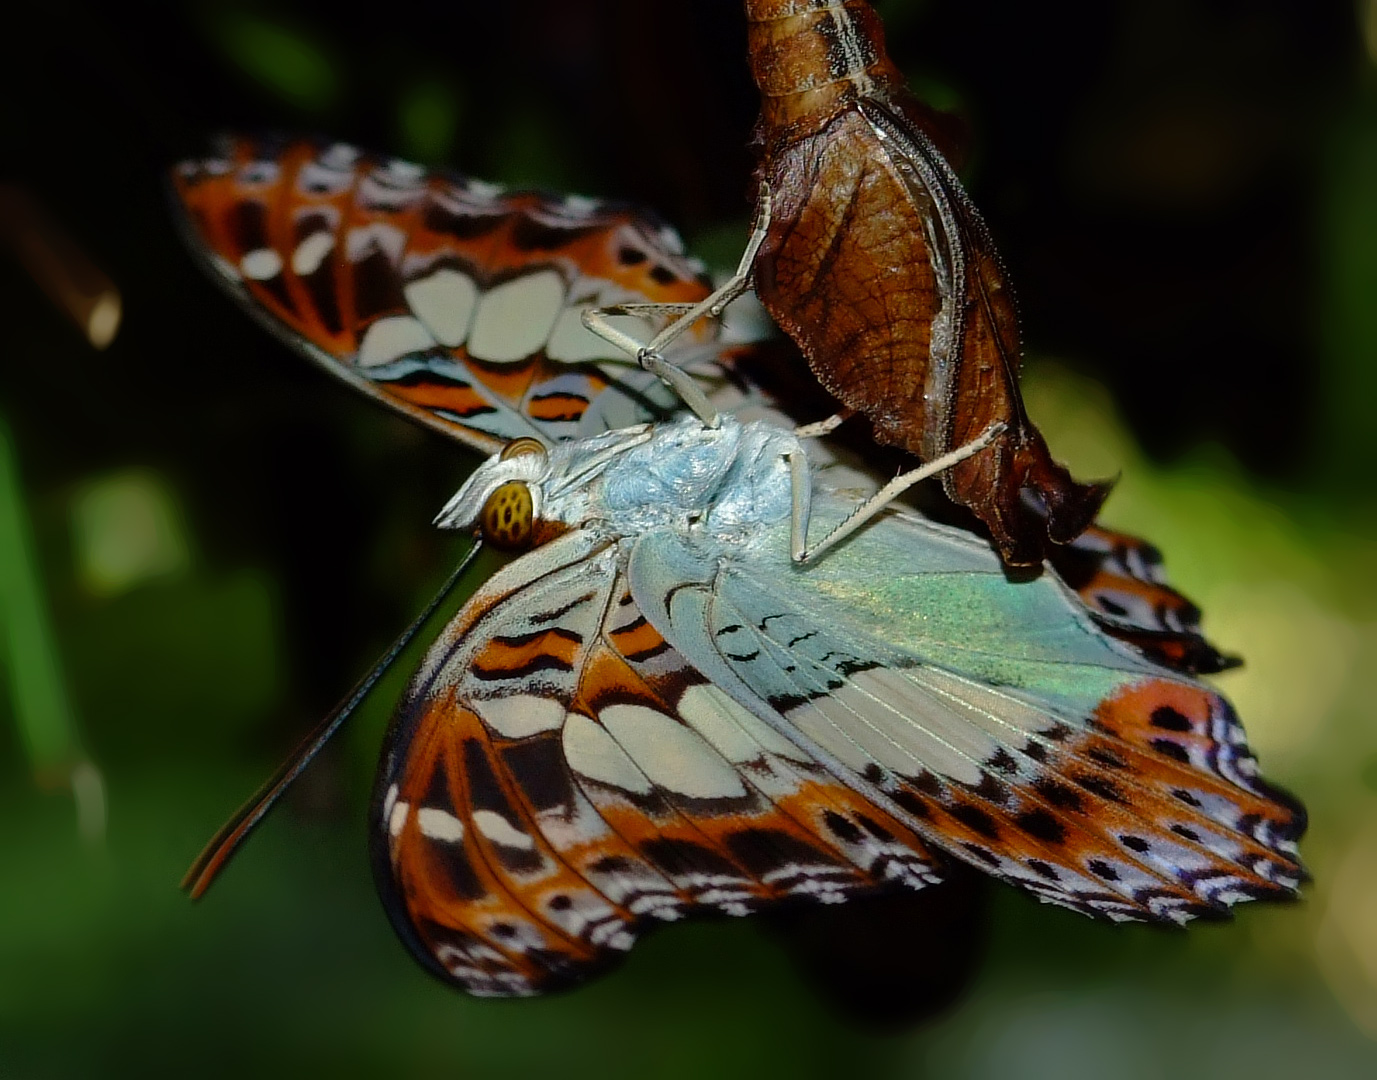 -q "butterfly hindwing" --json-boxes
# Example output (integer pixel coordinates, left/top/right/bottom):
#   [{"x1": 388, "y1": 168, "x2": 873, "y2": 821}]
[{"x1": 172, "y1": 135, "x2": 717, "y2": 453}]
